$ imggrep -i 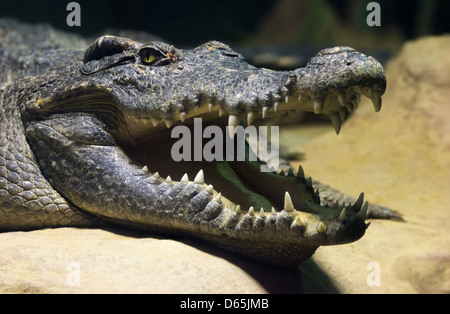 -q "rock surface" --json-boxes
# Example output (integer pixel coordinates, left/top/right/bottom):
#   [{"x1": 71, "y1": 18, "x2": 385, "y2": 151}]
[{"x1": 1, "y1": 36, "x2": 450, "y2": 294}]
